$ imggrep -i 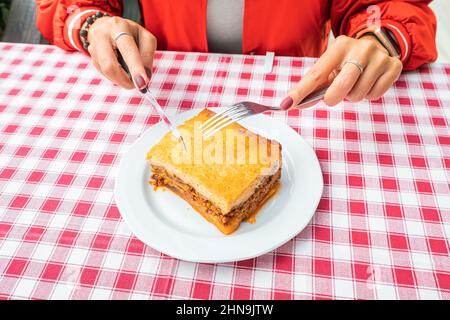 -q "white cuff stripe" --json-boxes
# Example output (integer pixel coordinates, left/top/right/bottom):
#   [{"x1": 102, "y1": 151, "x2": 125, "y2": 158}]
[
  {"x1": 386, "y1": 23, "x2": 409, "y2": 63},
  {"x1": 67, "y1": 9, "x2": 98, "y2": 51}
]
